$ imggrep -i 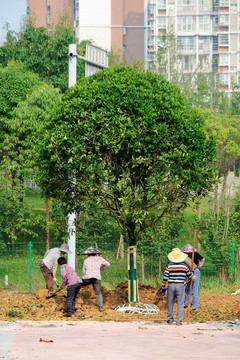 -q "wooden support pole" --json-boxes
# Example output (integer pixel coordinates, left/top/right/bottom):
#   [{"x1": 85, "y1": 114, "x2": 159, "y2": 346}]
[
  {"x1": 141, "y1": 253, "x2": 145, "y2": 283},
  {"x1": 187, "y1": 229, "x2": 197, "y2": 325}
]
